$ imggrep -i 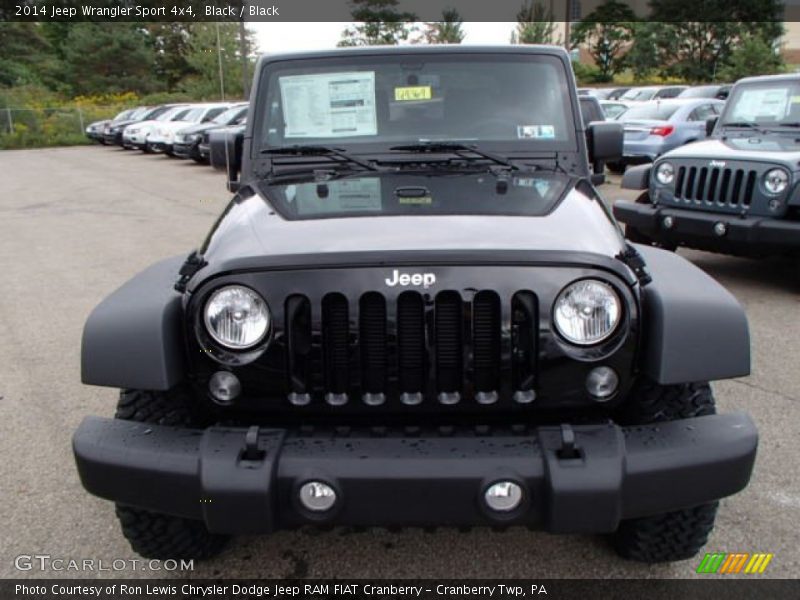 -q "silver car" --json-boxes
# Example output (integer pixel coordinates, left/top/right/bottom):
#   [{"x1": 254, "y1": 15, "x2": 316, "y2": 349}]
[{"x1": 608, "y1": 98, "x2": 724, "y2": 172}]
